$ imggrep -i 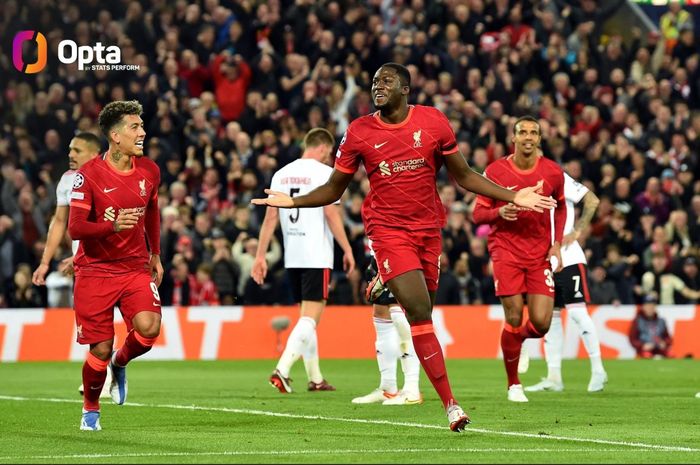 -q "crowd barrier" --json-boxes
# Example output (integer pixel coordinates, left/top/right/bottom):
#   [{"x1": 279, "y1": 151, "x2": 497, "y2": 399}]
[{"x1": 0, "y1": 305, "x2": 697, "y2": 362}]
